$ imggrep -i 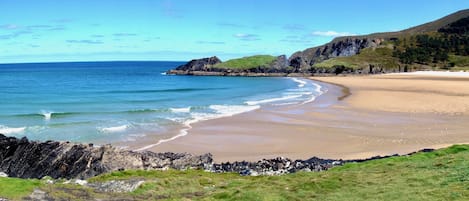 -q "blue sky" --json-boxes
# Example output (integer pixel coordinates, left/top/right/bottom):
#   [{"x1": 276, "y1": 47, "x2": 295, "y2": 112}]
[{"x1": 0, "y1": 0, "x2": 468, "y2": 63}]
